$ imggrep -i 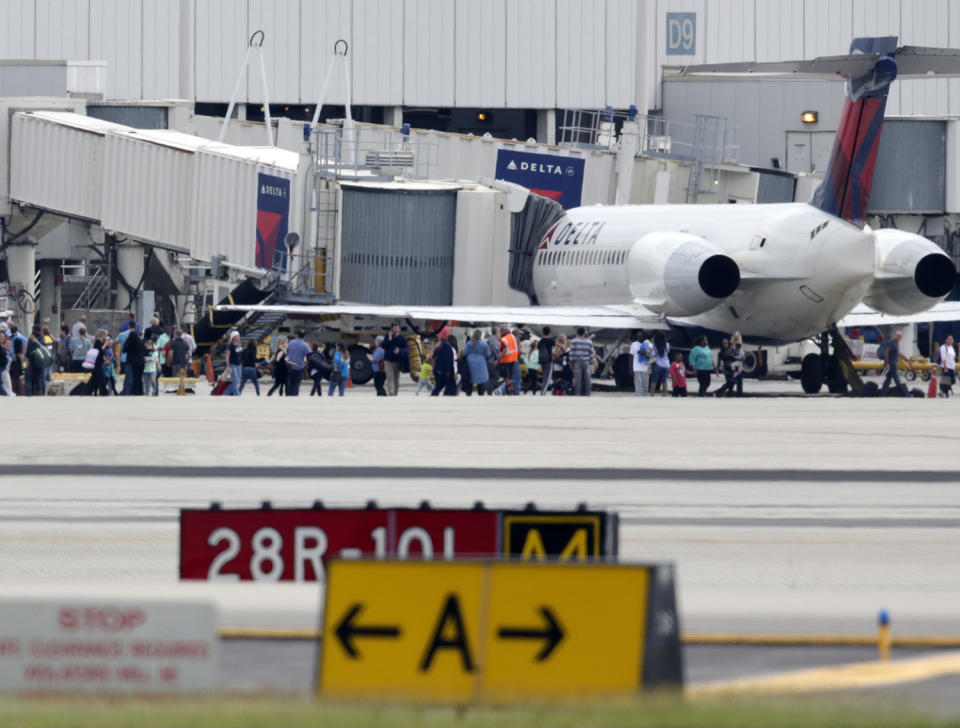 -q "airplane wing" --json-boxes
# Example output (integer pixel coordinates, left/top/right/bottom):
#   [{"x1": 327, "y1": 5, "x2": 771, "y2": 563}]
[
  {"x1": 837, "y1": 301, "x2": 960, "y2": 327},
  {"x1": 669, "y1": 45, "x2": 960, "y2": 80},
  {"x1": 213, "y1": 303, "x2": 670, "y2": 330}
]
